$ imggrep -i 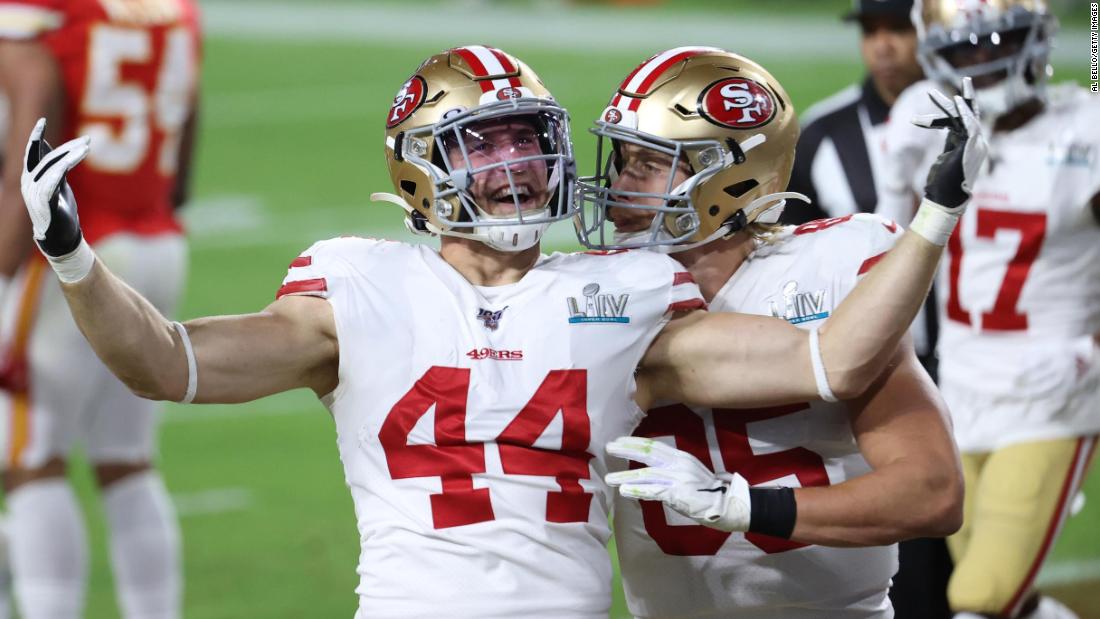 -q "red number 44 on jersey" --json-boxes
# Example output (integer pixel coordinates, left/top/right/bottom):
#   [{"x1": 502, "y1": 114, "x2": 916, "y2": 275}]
[{"x1": 379, "y1": 366, "x2": 594, "y2": 529}]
